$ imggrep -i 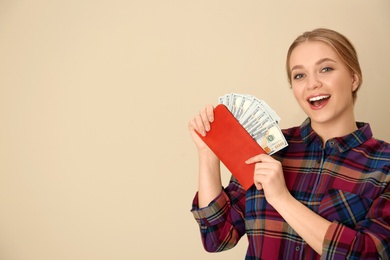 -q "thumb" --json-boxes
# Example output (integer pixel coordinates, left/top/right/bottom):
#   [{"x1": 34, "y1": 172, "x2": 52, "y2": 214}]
[{"x1": 245, "y1": 154, "x2": 263, "y2": 164}]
